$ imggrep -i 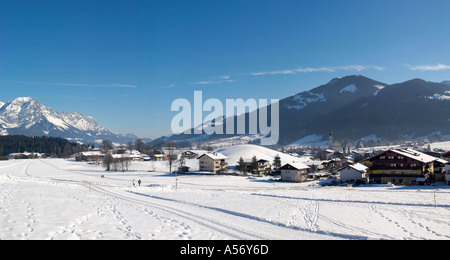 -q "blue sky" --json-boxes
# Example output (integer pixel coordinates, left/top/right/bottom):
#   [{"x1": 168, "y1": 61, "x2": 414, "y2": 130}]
[{"x1": 1, "y1": 0, "x2": 449, "y2": 139}]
